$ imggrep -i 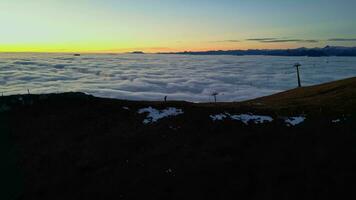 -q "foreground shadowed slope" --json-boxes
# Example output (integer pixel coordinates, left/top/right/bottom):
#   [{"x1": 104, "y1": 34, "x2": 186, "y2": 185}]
[{"x1": 1, "y1": 77, "x2": 356, "y2": 200}]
